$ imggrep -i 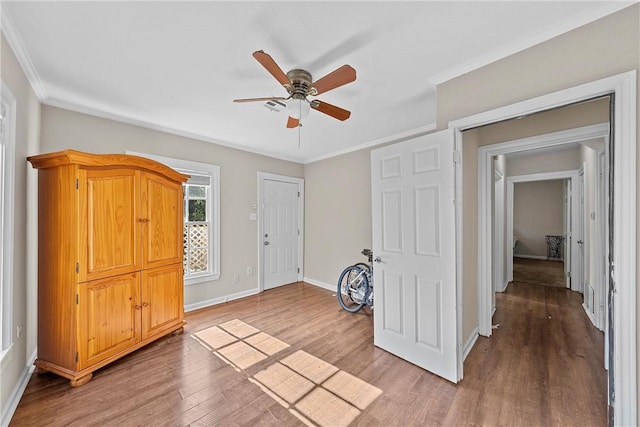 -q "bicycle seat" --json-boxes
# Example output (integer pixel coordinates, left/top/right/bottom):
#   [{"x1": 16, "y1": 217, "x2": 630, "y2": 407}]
[{"x1": 361, "y1": 249, "x2": 373, "y2": 262}]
